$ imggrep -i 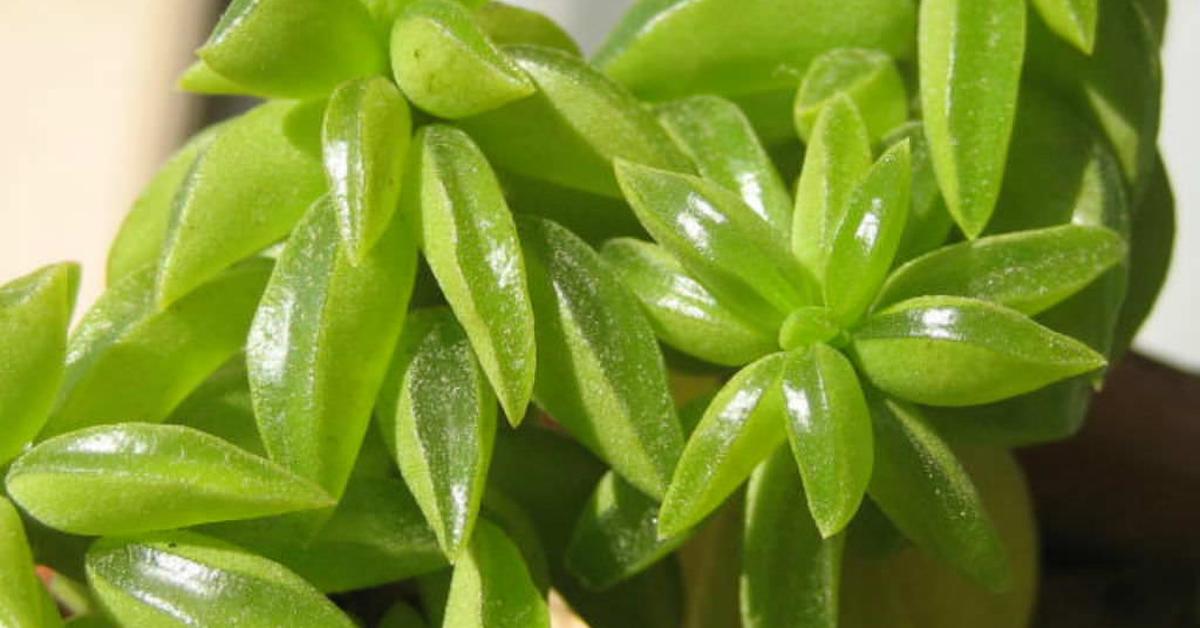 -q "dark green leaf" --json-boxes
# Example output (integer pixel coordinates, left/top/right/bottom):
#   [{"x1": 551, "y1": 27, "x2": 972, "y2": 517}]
[
  {"x1": 379, "y1": 601, "x2": 427, "y2": 628},
  {"x1": 473, "y1": 2, "x2": 581, "y2": 55},
  {"x1": 1031, "y1": 0, "x2": 1097, "y2": 53},
  {"x1": 1, "y1": 497, "x2": 55, "y2": 628},
  {"x1": 444, "y1": 520, "x2": 549, "y2": 628},
  {"x1": 885, "y1": 122, "x2": 954, "y2": 263},
  {"x1": 793, "y1": 47, "x2": 907, "y2": 143},
  {"x1": 1113, "y1": 153, "x2": 1173, "y2": 358},
  {"x1": 167, "y1": 359, "x2": 263, "y2": 455}
]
